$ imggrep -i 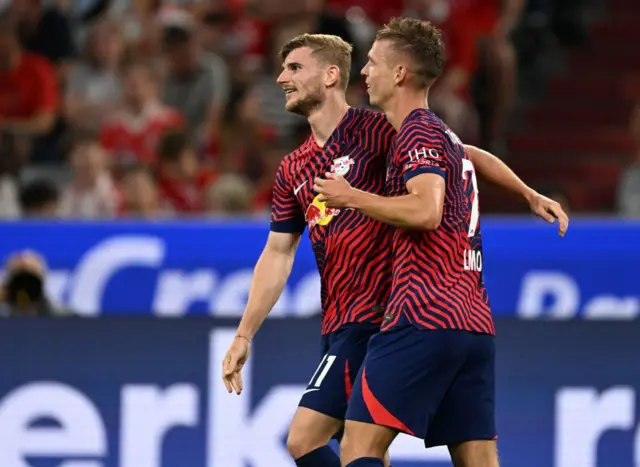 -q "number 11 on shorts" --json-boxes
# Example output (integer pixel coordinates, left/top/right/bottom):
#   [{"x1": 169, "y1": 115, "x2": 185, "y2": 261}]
[{"x1": 308, "y1": 354, "x2": 337, "y2": 389}]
